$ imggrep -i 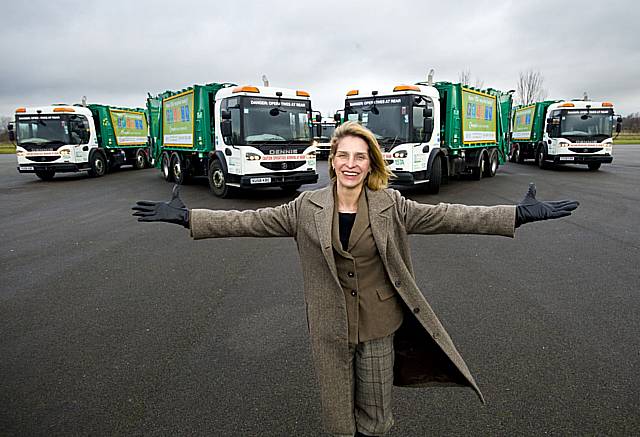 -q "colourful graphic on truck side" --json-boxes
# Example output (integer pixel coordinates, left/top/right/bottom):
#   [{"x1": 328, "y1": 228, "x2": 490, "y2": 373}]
[
  {"x1": 461, "y1": 88, "x2": 497, "y2": 144},
  {"x1": 163, "y1": 90, "x2": 194, "y2": 147},
  {"x1": 109, "y1": 110, "x2": 148, "y2": 145},
  {"x1": 512, "y1": 105, "x2": 536, "y2": 140}
]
